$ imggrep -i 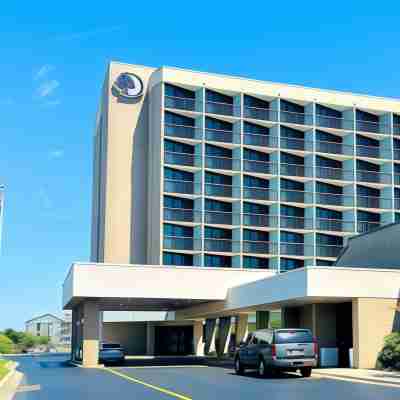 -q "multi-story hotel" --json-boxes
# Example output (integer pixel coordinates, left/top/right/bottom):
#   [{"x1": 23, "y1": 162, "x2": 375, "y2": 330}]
[
  {"x1": 92, "y1": 62, "x2": 400, "y2": 271},
  {"x1": 64, "y1": 62, "x2": 400, "y2": 369}
]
